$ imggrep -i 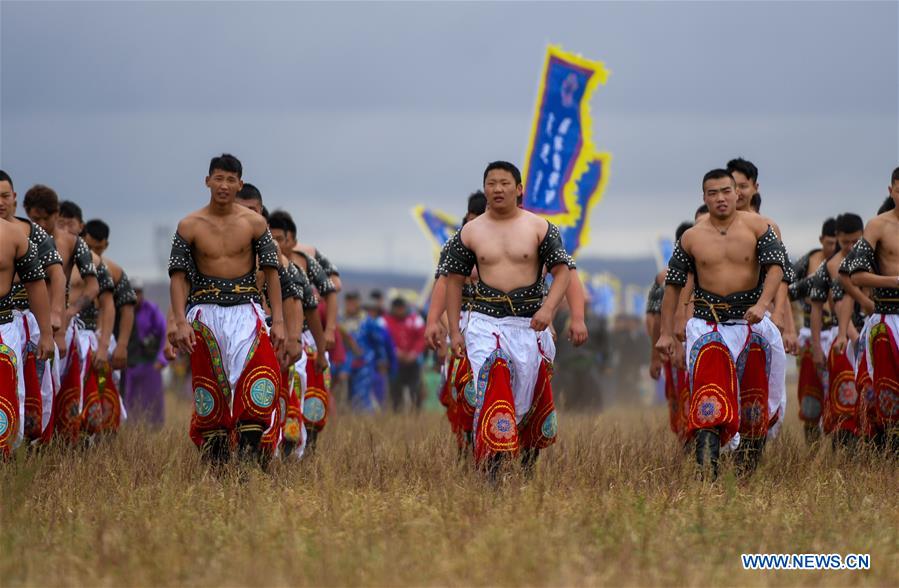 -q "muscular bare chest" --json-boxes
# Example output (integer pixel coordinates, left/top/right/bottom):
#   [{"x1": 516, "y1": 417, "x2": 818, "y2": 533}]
[
  {"x1": 471, "y1": 226, "x2": 537, "y2": 269},
  {"x1": 692, "y1": 231, "x2": 757, "y2": 269},
  {"x1": 192, "y1": 220, "x2": 253, "y2": 262}
]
